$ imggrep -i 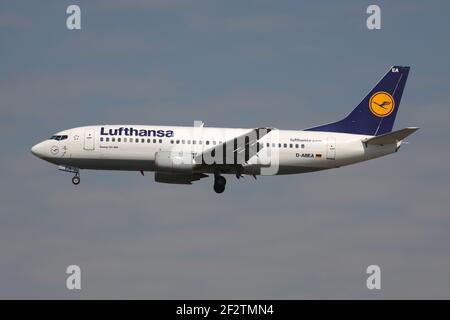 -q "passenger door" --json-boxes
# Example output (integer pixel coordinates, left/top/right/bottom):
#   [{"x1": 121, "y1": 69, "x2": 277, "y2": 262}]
[
  {"x1": 326, "y1": 137, "x2": 336, "y2": 160},
  {"x1": 84, "y1": 128, "x2": 95, "y2": 151}
]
